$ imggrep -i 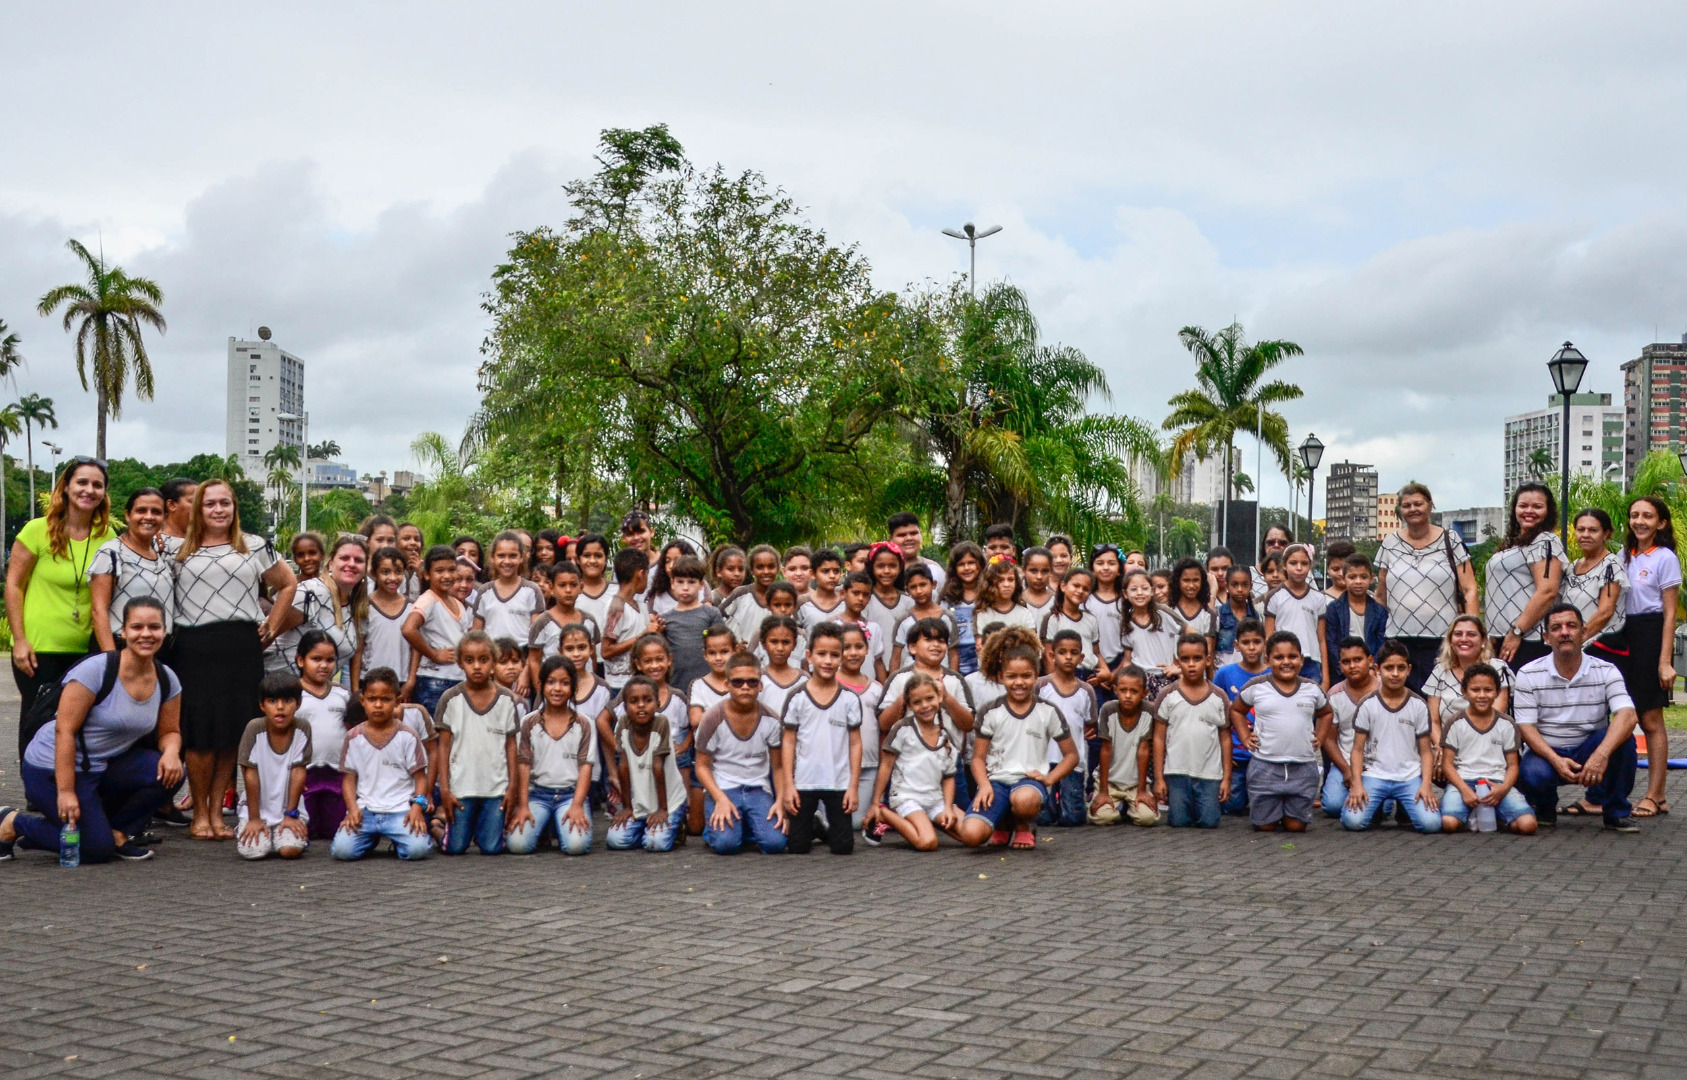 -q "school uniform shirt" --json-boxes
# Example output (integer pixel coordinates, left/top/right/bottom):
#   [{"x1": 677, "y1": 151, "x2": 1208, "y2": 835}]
[
  {"x1": 1375, "y1": 528, "x2": 1471, "y2": 640},
  {"x1": 269, "y1": 578, "x2": 358, "y2": 675},
  {"x1": 976, "y1": 700, "x2": 1069, "y2": 784},
  {"x1": 1262, "y1": 585, "x2": 1326, "y2": 665},
  {"x1": 754, "y1": 633, "x2": 806, "y2": 671},
  {"x1": 172, "y1": 534, "x2": 280, "y2": 628},
  {"x1": 1121, "y1": 608, "x2": 1182, "y2": 670},
  {"x1": 973, "y1": 603, "x2": 1039, "y2": 641},
  {"x1": 882, "y1": 668, "x2": 974, "y2": 749},
  {"x1": 781, "y1": 683, "x2": 863, "y2": 791},
  {"x1": 1085, "y1": 593, "x2": 1123, "y2": 659},
  {"x1": 758, "y1": 671, "x2": 806, "y2": 718},
  {"x1": 436, "y1": 684, "x2": 522, "y2": 798},
  {"x1": 1089, "y1": 705, "x2": 1144, "y2": 793},
  {"x1": 574, "y1": 680, "x2": 613, "y2": 731},
  {"x1": 599, "y1": 594, "x2": 649, "y2": 688},
  {"x1": 527, "y1": 609, "x2": 604, "y2": 660},
  {"x1": 575, "y1": 582, "x2": 612, "y2": 629},
  {"x1": 615, "y1": 715, "x2": 685, "y2": 817},
  {"x1": 1352, "y1": 691, "x2": 1432, "y2": 781},
  {"x1": 399, "y1": 703, "x2": 436, "y2": 746},
  {"x1": 852, "y1": 617, "x2": 888, "y2": 675},
  {"x1": 1423, "y1": 659, "x2": 1514, "y2": 722},
  {"x1": 88, "y1": 537, "x2": 174, "y2": 636},
  {"x1": 413, "y1": 591, "x2": 474, "y2": 681},
  {"x1": 609, "y1": 684, "x2": 690, "y2": 750},
  {"x1": 1040, "y1": 608, "x2": 1103, "y2": 669},
  {"x1": 1560, "y1": 552, "x2": 1627, "y2": 641},
  {"x1": 882, "y1": 716, "x2": 958, "y2": 810},
  {"x1": 475, "y1": 579, "x2": 546, "y2": 645},
  {"x1": 1624, "y1": 545, "x2": 1683, "y2": 615},
  {"x1": 1483, "y1": 532, "x2": 1567, "y2": 641},
  {"x1": 340, "y1": 723, "x2": 428, "y2": 814},
  {"x1": 689, "y1": 678, "x2": 728, "y2": 721},
  {"x1": 798, "y1": 596, "x2": 848, "y2": 632},
  {"x1": 298, "y1": 685, "x2": 352, "y2": 769},
  {"x1": 1150, "y1": 683, "x2": 1229, "y2": 781},
  {"x1": 1234, "y1": 676, "x2": 1327, "y2": 764},
  {"x1": 1174, "y1": 604, "x2": 1215, "y2": 638},
  {"x1": 1024, "y1": 591, "x2": 1058, "y2": 621},
  {"x1": 695, "y1": 702, "x2": 782, "y2": 792},
  {"x1": 892, "y1": 609, "x2": 958, "y2": 660},
  {"x1": 841, "y1": 679, "x2": 885, "y2": 769},
  {"x1": 865, "y1": 592, "x2": 914, "y2": 657},
  {"x1": 515, "y1": 709, "x2": 595, "y2": 791},
  {"x1": 1442, "y1": 711, "x2": 1520, "y2": 784},
  {"x1": 722, "y1": 586, "x2": 771, "y2": 646},
  {"x1": 963, "y1": 671, "x2": 1006, "y2": 717},
  {"x1": 360, "y1": 599, "x2": 413, "y2": 680},
  {"x1": 236, "y1": 717, "x2": 312, "y2": 826},
  {"x1": 1036, "y1": 676, "x2": 1098, "y2": 769},
  {"x1": 401, "y1": 570, "x2": 422, "y2": 603},
  {"x1": 1327, "y1": 680, "x2": 1369, "y2": 762}
]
